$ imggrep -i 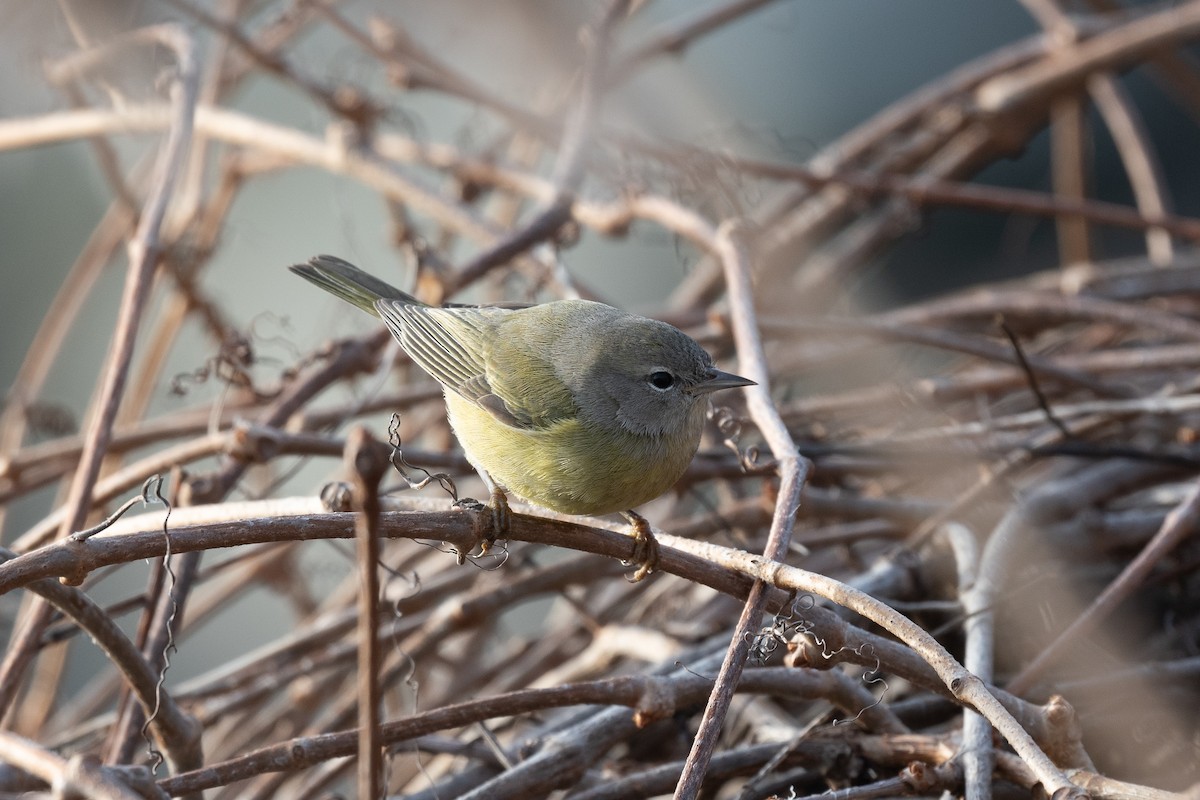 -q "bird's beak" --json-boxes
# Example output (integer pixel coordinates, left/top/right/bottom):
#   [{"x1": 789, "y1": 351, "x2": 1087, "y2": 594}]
[{"x1": 691, "y1": 368, "x2": 756, "y2": 395}]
